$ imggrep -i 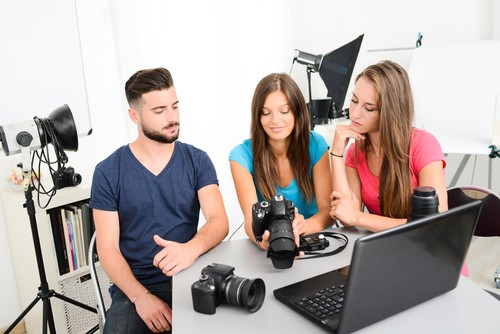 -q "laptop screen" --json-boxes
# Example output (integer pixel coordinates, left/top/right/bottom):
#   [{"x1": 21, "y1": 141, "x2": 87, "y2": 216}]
[{"x1": 338, "y1": 200, "x2": 482, "y2": 333}]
